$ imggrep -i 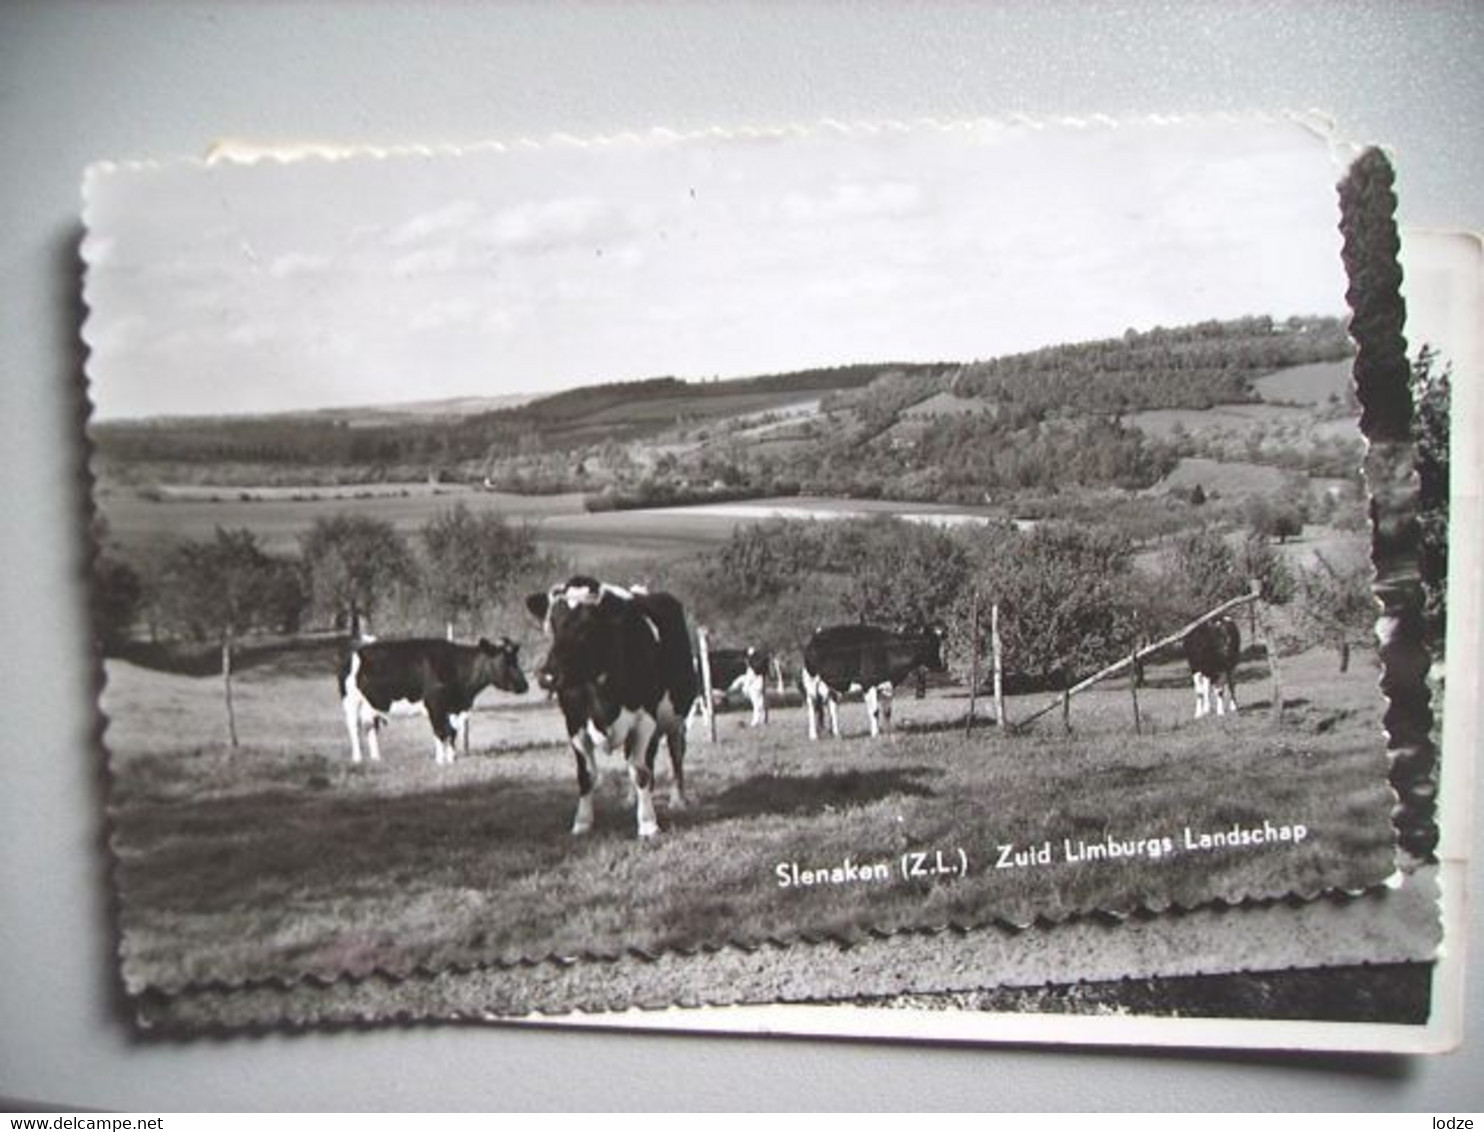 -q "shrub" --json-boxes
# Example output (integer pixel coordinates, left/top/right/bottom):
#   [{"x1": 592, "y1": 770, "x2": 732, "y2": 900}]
[{"x1": 967, "y1": 524, "x2": 1138, "y2": 687}]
